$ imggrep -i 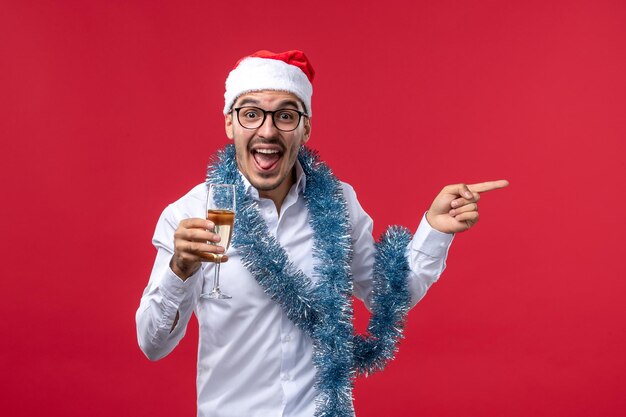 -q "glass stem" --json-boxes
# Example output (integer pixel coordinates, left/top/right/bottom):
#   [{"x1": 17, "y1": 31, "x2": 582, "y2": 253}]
[{"x1": 213, "y1": 256, "x2": 222, "y2": 292}]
